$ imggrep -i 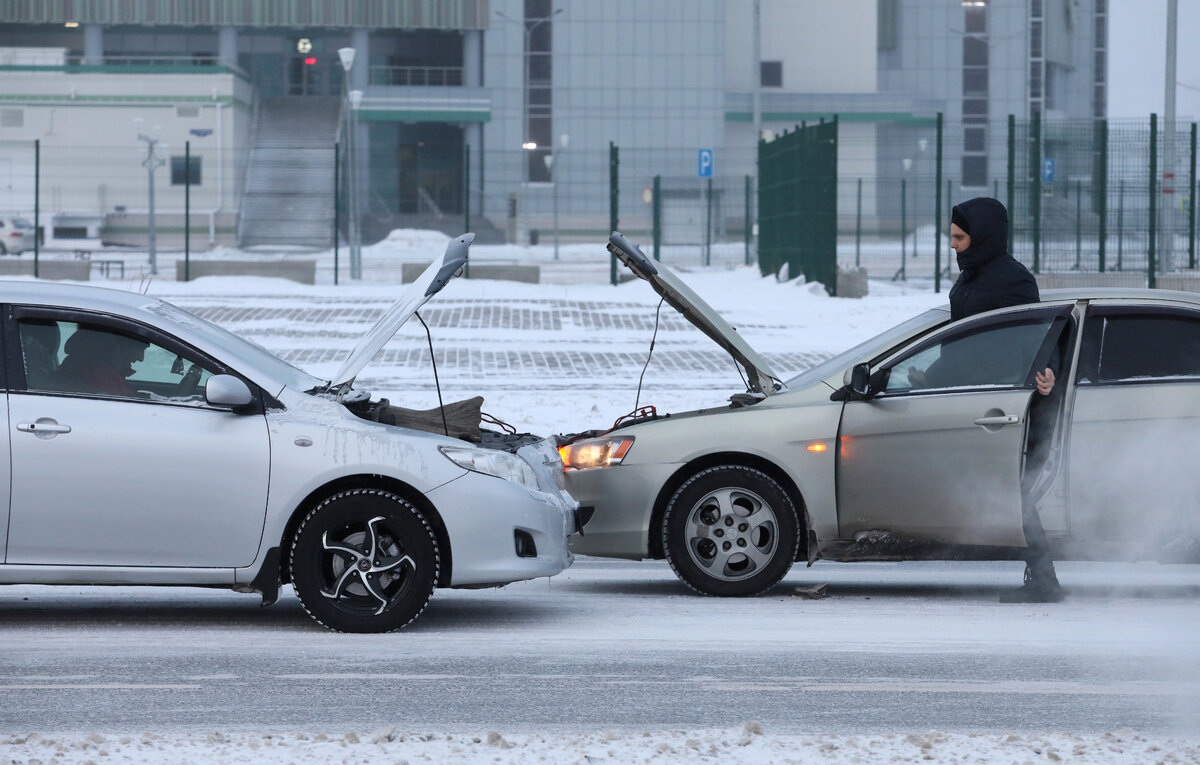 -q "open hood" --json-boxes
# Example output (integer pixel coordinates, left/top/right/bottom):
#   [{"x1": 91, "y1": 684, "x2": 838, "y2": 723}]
[
  {"x1": 328, "y1": 233, "x2": 472, "y2": 395},
  {"x1": 607, "y1": 232, "x2": 783, "y2": 397}
]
